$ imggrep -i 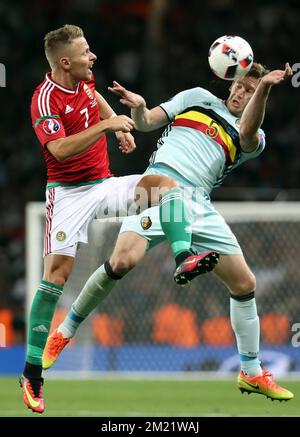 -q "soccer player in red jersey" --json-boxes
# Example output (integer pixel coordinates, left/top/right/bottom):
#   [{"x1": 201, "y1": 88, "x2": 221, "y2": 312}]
[{"x1": 20, "y1": 24, "x2": 218, "y2": 413}]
